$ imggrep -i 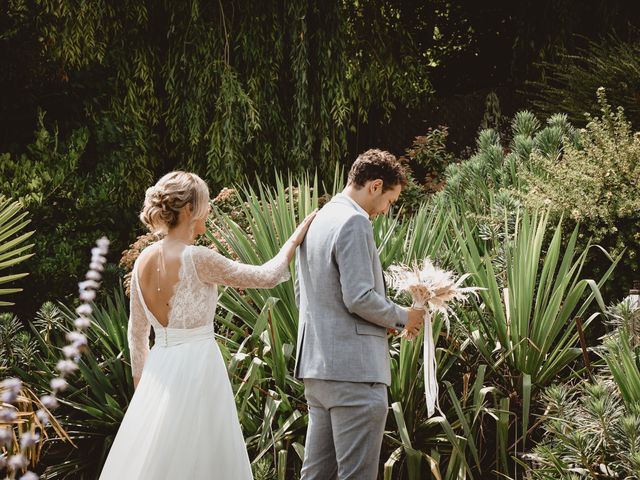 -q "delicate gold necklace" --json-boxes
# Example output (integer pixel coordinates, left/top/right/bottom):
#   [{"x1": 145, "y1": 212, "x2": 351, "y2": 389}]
[
  {"x1": 156, "y1": 251, "x2": 162, "y2": 293},
  {"x1": 156, "y1": 248, "x2": 169, "y2": 306}
]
